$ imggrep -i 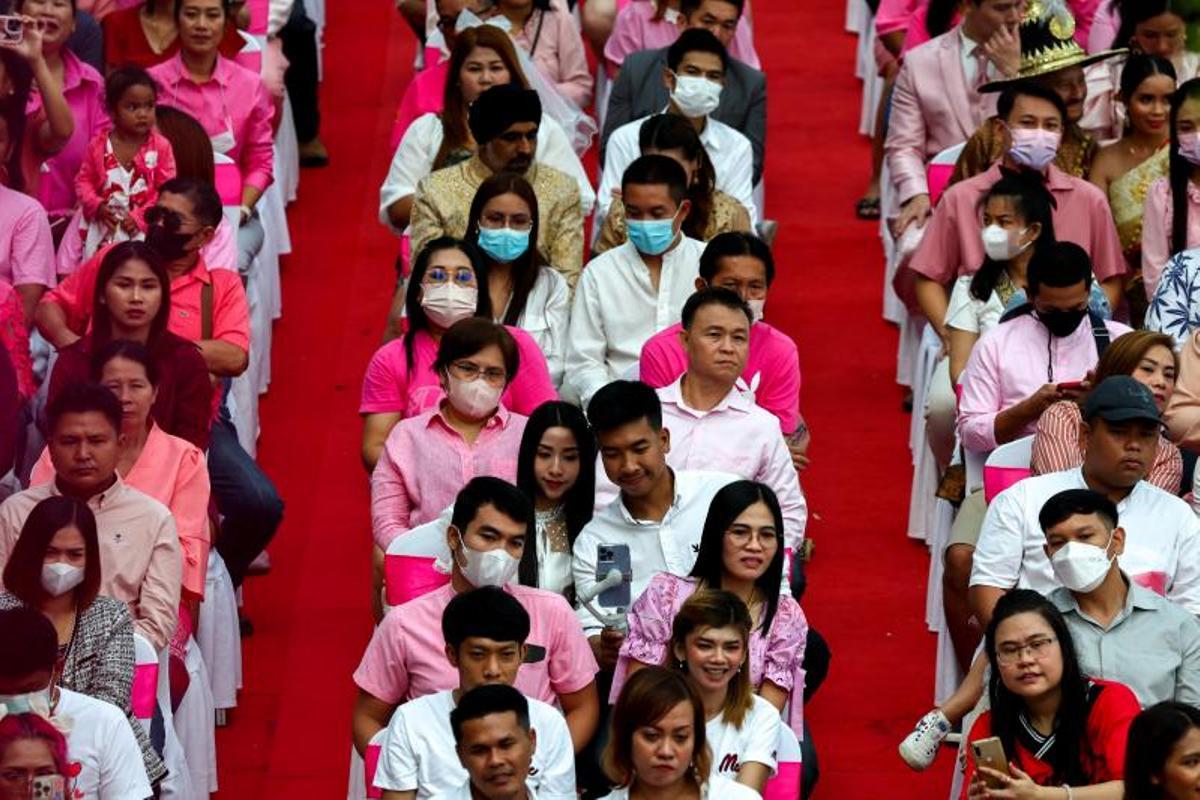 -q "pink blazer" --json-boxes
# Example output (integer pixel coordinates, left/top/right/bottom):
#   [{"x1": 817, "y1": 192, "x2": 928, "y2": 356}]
[{"x1": 885, "y1": 28, "x2": 997, "y2": 205}]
